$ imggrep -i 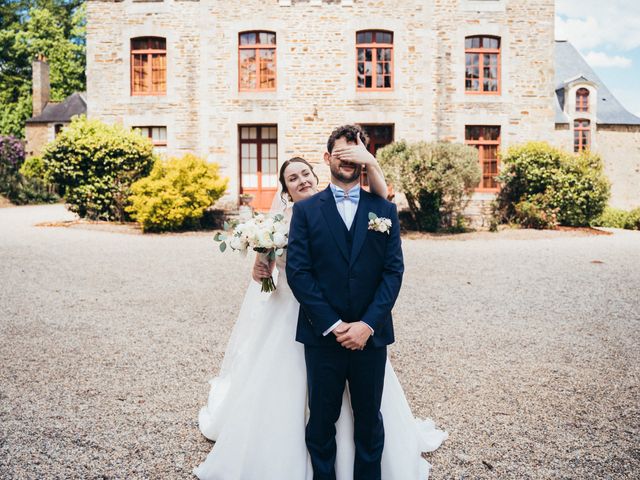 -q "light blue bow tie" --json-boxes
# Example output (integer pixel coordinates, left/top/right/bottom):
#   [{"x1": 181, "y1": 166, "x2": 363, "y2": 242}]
[{"x1": 333, "y1": 186, "x2": 360, "y2": 204}]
